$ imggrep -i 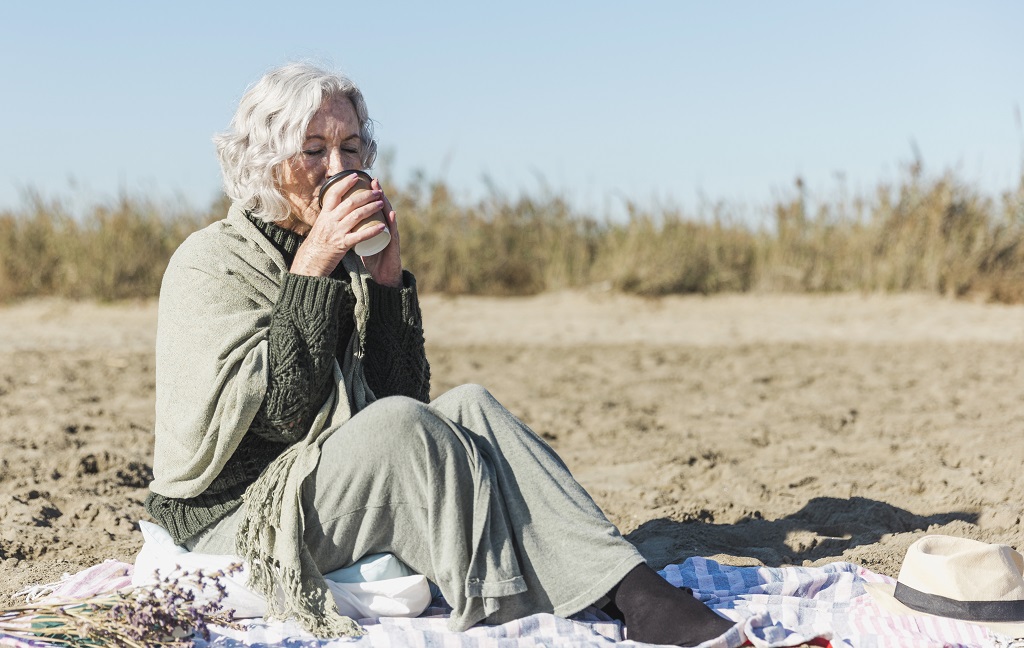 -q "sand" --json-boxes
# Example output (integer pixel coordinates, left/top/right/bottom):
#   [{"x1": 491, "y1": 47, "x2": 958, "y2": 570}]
[{"x1": 1, "y1": 292, "x2": 1022, "y2": 604}]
